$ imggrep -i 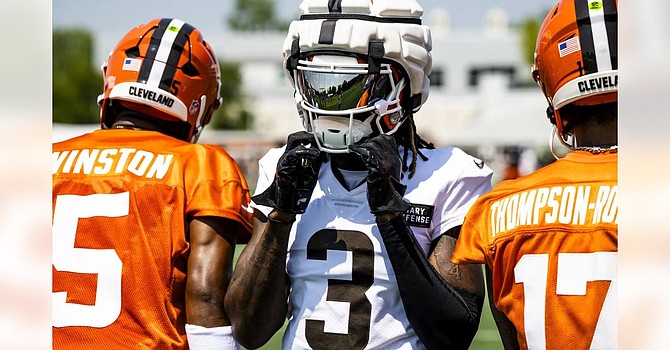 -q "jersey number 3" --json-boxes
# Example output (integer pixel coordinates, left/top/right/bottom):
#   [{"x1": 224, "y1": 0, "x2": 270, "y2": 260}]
[
  {"x1": 515, "y1": 252, "x2": 617, "y2": 350},
  {"x1": 305, "y1": 229, "x2": 374, "y2": 350},
  {"x1": 52, "y1": 193, "x2": 128, "y2": 328}
]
